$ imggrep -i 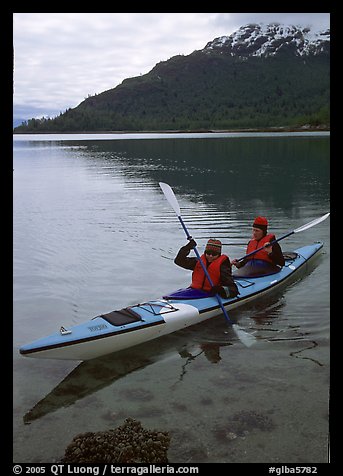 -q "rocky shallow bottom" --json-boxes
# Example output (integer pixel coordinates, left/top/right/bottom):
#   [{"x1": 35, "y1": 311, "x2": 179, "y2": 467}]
[{"x1": 61, "y1": 418, "x2": 170, "y2": 463}]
